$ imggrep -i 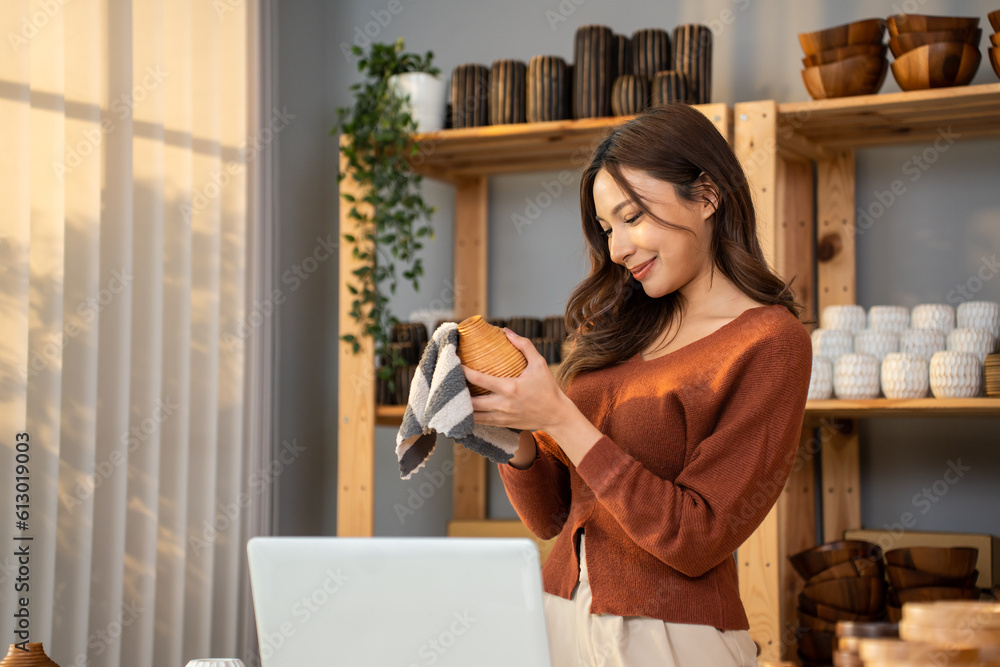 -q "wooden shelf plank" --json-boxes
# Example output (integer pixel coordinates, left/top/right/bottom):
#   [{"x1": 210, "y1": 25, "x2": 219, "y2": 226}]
[
  {"x1": 407, "y1": 103, "x2": 731, "y2": 180},
  {"x1": 376, "y1": 405, "x2": 406, "y2": 426},
  {"x1": 806, "y1": 398, "x2": 1000, "y2": 419},
  {"x1": 777, "y1": 83, "x2": 1000, "y2": 150},
  {"x1": 377, "y1": 398, "x2": 1000, "y2": 427}
]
